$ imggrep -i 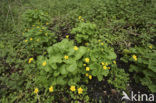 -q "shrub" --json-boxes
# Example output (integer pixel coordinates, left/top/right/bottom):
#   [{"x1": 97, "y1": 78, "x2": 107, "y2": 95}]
[
  {"x1": 23, "y1": 25, "x2": 56, "y2": 54},
  {"x1": 71, "y1": 22, "x2": 97, "y2": 43},
  {"x1": 22, "y1": 9, "x2": 50, "y2": 26},
  {"x1": 108, "y1": 65, "x2": 129, "y2": 90},
  {"x1": 121, "y1": 45, "x2": 156, "y2": 92},
  {"x1": 85, "y1": 40, "x2": 117, "y2": 81},
  {"x1": 35, "y1": 39, "x2": 87, "y2": 87}
]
